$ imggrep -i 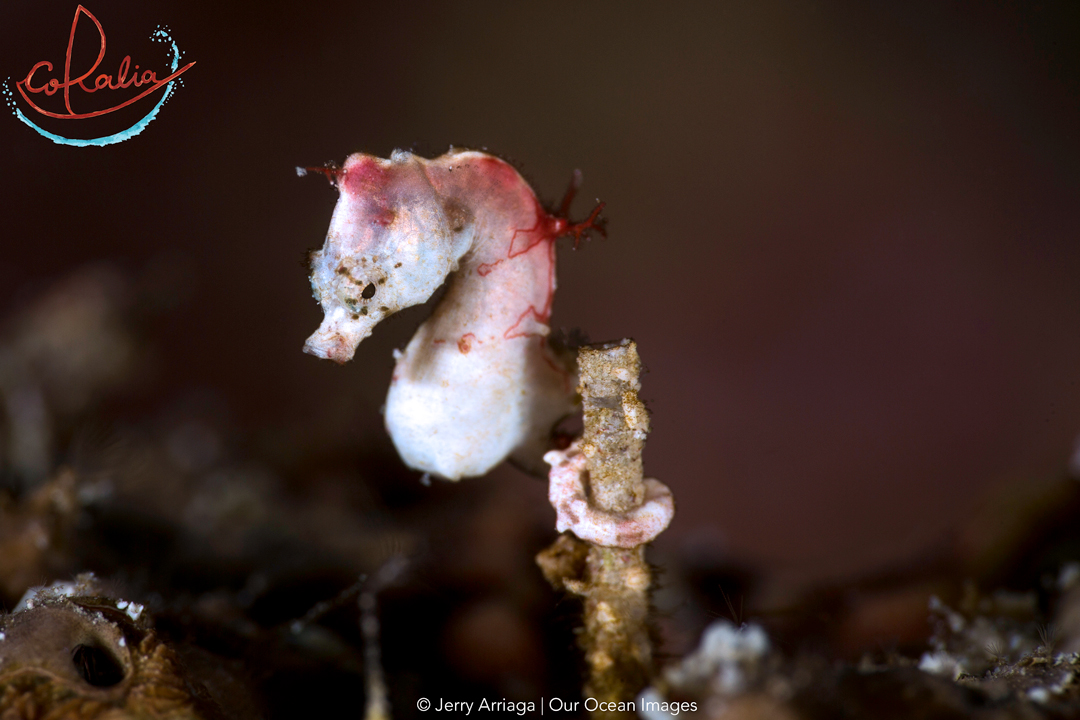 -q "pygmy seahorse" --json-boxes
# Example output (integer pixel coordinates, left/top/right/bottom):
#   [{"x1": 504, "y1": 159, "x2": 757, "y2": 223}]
[{"x1": 303, "y1": 148, "x2": 603, "y2": 480}]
